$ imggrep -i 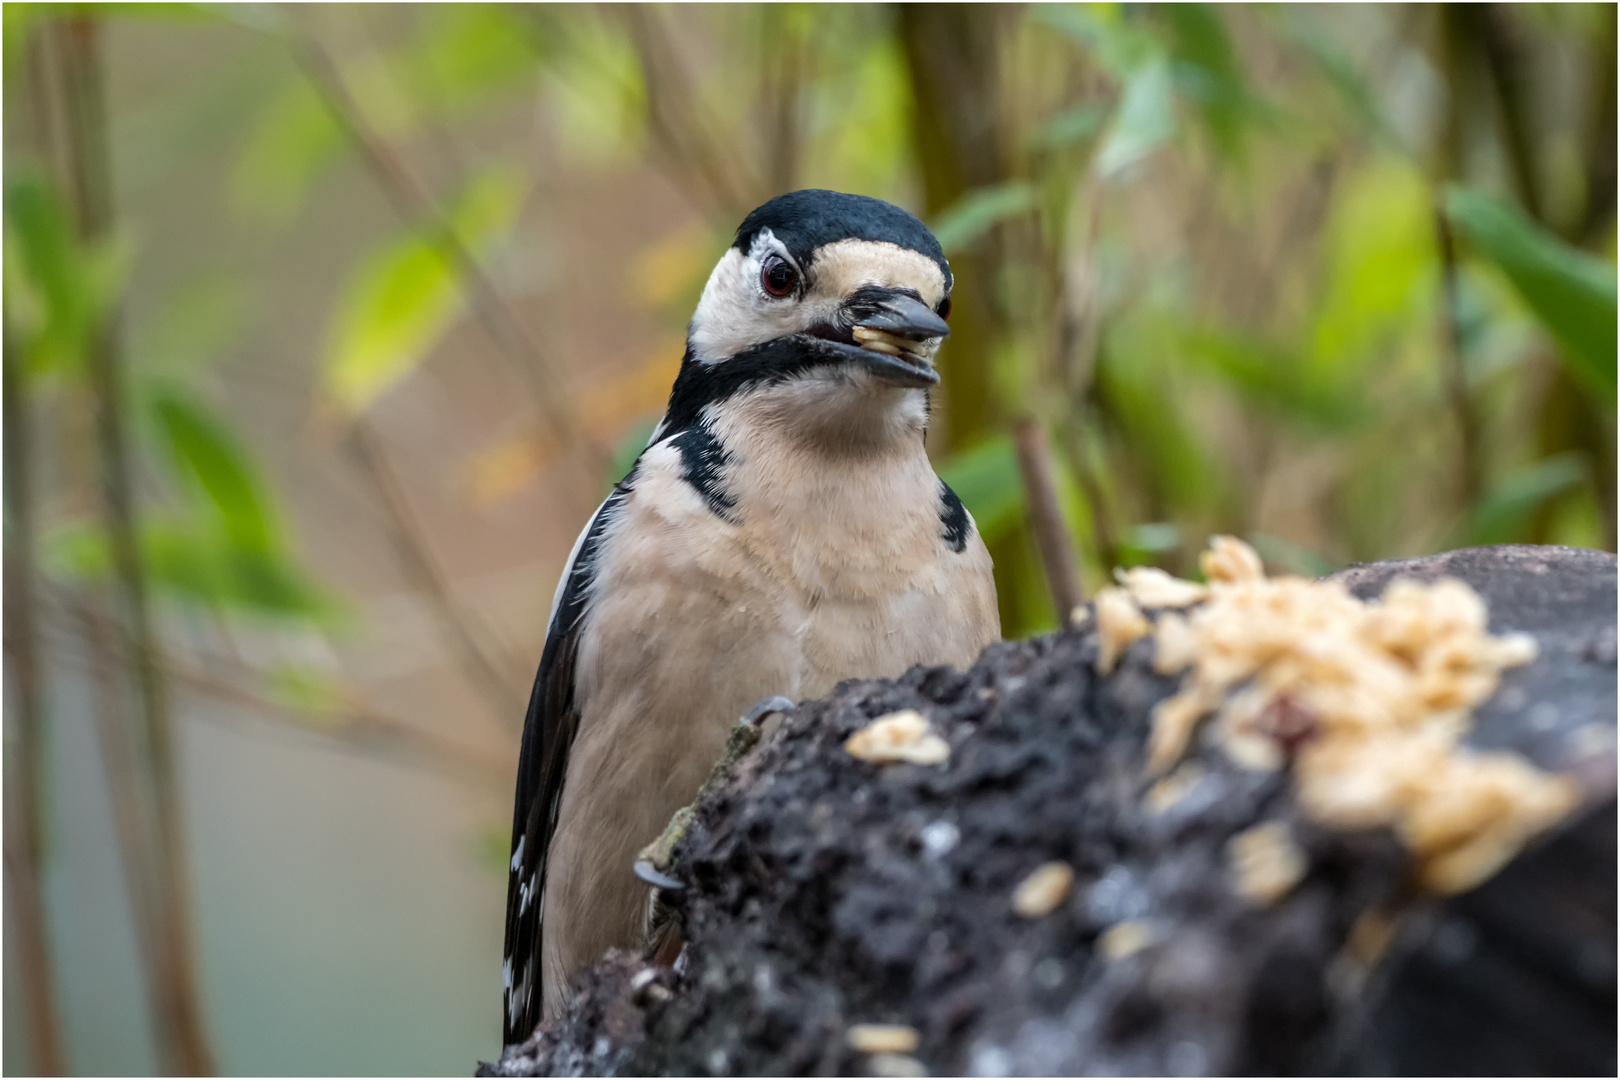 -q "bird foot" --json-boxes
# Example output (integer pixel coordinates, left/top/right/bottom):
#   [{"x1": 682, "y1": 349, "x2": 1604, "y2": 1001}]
[{"x1": 632, "y1": 696, "x2": 796, "y2": 887}]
